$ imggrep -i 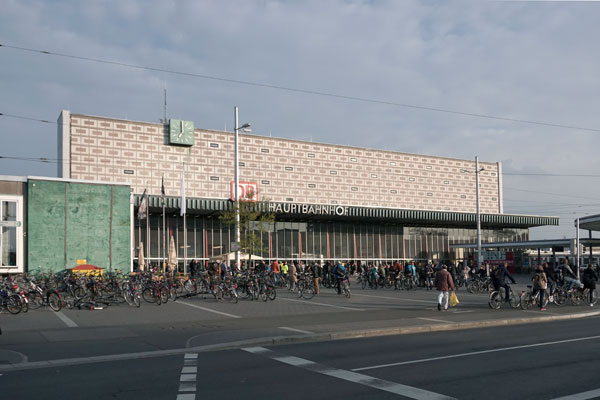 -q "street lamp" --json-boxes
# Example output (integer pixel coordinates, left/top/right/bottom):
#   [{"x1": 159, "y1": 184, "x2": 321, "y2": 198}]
[
  {"x1": 463, "y1": 157, "x2": 485, "y2": 274},
  {"x1": 234, "y1": 106, "x2": 251, "y2": 271}
]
